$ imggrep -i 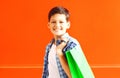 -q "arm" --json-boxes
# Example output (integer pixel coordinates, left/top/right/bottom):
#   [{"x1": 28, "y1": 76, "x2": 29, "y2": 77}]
[{"x1": 56, "y1": 41, "x2": 72, "y2": 78}]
